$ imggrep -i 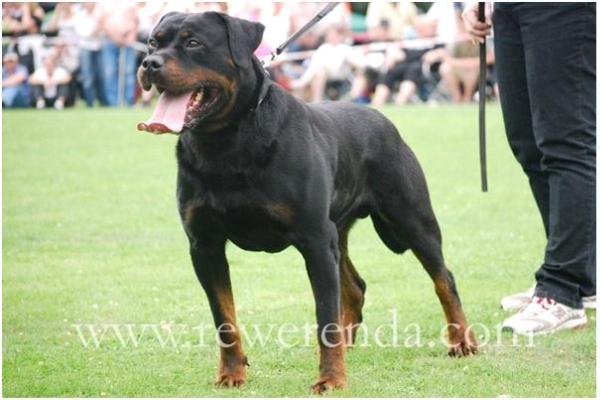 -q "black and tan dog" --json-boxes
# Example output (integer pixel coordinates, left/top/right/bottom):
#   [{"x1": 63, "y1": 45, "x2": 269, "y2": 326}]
[{"x1": 137, "y1": 12, "x2": 477, "y2": 393}]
